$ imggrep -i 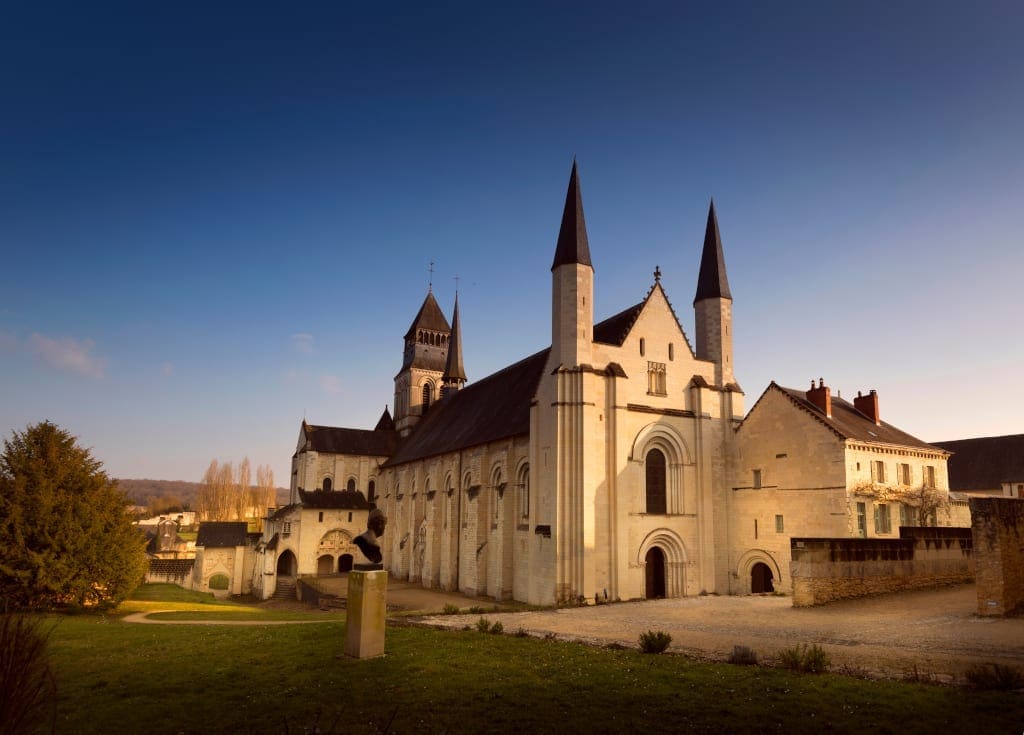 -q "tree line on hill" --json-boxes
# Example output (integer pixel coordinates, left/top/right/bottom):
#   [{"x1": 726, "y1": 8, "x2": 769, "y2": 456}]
[{"x1": 117, "y1": 477, "x2": 290, "y2": 518}]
